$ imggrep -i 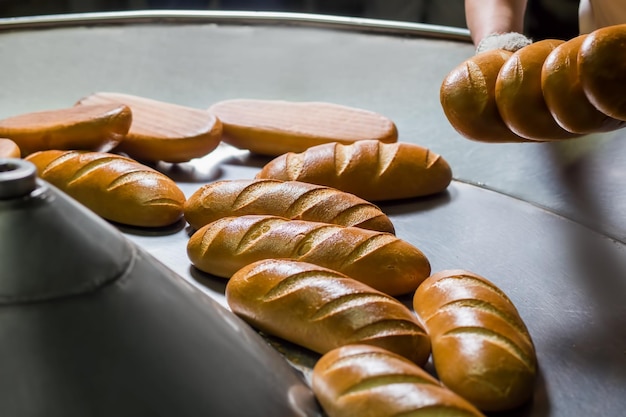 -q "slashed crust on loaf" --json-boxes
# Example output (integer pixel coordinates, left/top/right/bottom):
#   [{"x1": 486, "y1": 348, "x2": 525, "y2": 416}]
[
  {"x1": 256, "y1": 140, "x2": 452, "y2": 201},
  {"x1": 183, "y1": 179, "x2": 395, "y2": 233},
  {"x1": 187, "y1": 215, "x2": 430, "y2": 296},
  {"x1": 312, "y1": 344, "x2": 485, "y2": 417},
  {"x1": 26, "y1": 150, "x2": 185, "y2": 227},
  {"x1": 226, "y1": 259, "x2": 431, "y2": 364},
  {"x1": 413, "y1": 270, "x2": 537, "y2": 412}
]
